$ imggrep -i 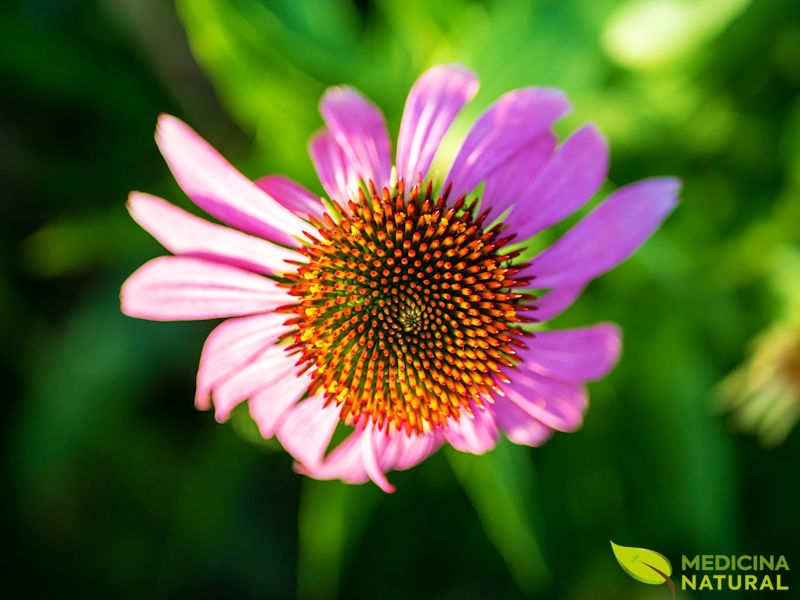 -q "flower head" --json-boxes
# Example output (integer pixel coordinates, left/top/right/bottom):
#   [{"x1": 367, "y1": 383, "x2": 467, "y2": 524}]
[{"x1": 121, "y1": 64, "x2": 679, "y2": 491}]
